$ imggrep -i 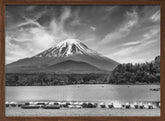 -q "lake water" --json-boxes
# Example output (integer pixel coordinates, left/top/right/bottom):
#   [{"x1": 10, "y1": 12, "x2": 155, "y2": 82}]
[{"x1": 5, "y1": 84, "x2": 160, "y2": 103}]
